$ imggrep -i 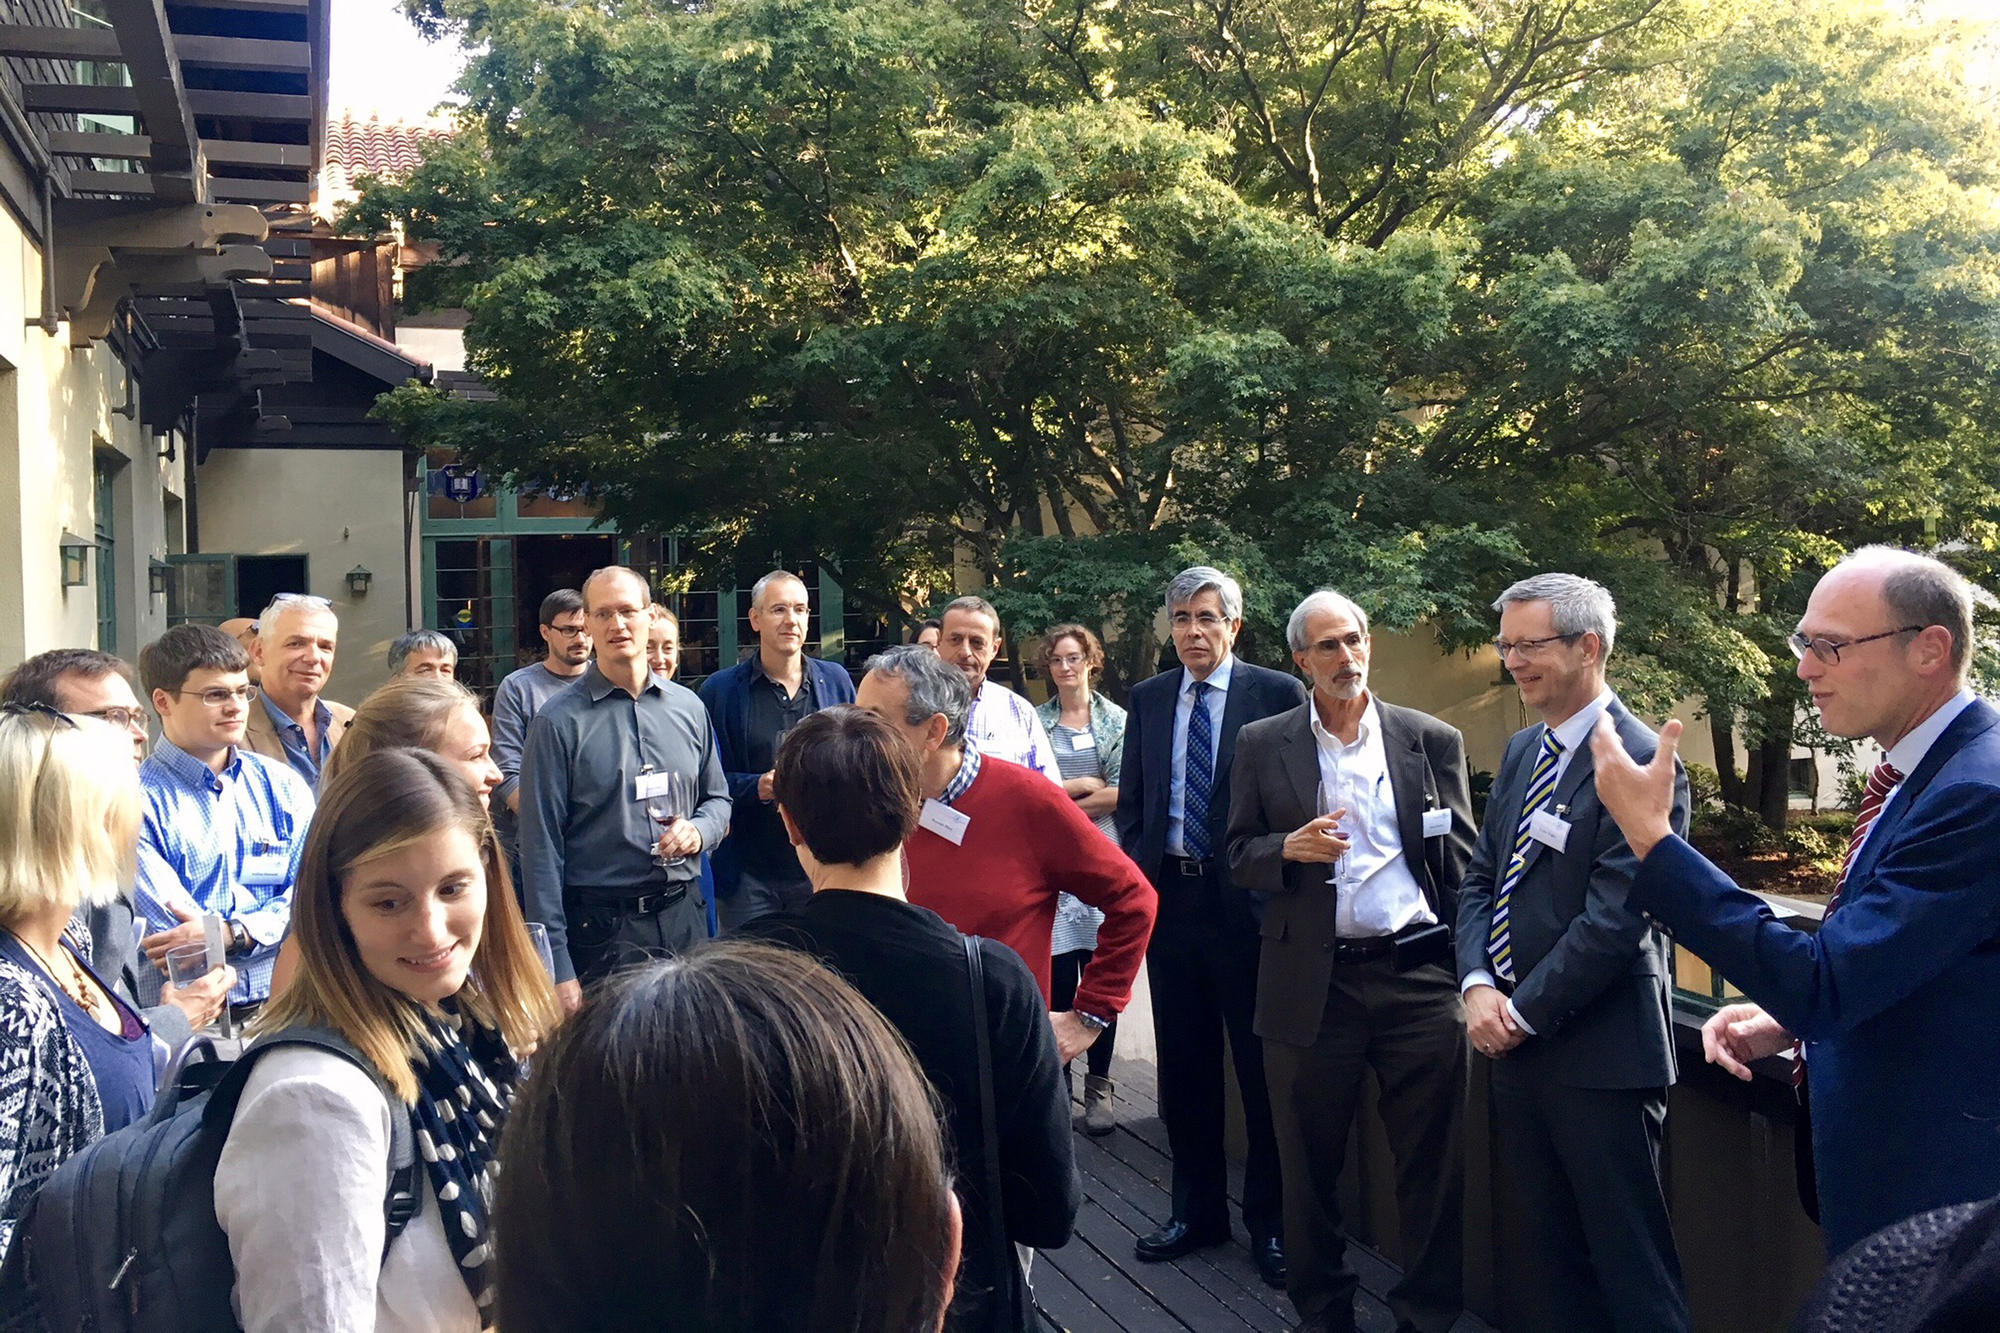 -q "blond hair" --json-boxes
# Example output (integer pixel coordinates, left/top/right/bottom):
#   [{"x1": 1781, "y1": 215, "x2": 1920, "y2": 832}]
[
  {"x1": 0, "y1": 711, "x2": 139, "y2": 923},
  {"x1": 322, "y1": 676, "x2": 481, "y2": 792},
  {"x1": 255, "y1": 747, "x2": 560, "y2": 1102}
]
